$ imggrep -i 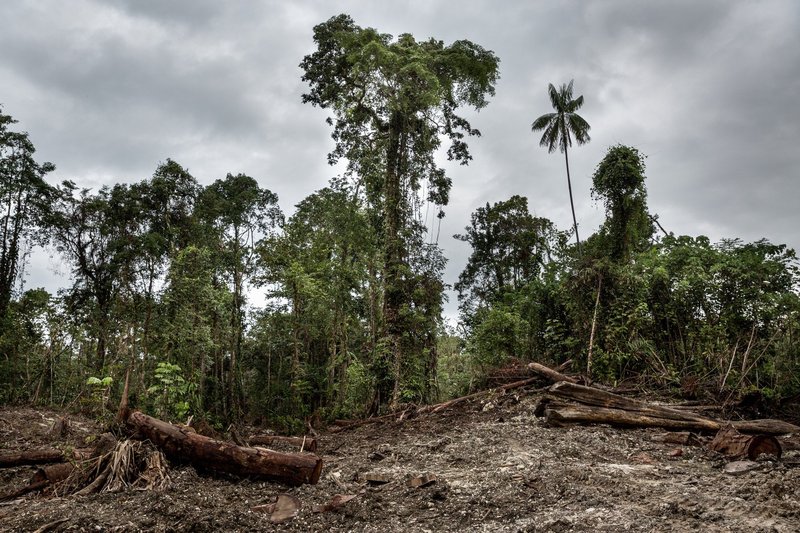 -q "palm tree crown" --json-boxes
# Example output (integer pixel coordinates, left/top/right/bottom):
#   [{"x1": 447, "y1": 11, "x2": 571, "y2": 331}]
[
  {"x1": 532, "y1": 80, "x2": 591, "y2": 153},
  {"x1": 531, "y1": 79, "x2": 591, "y2": 252}
]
